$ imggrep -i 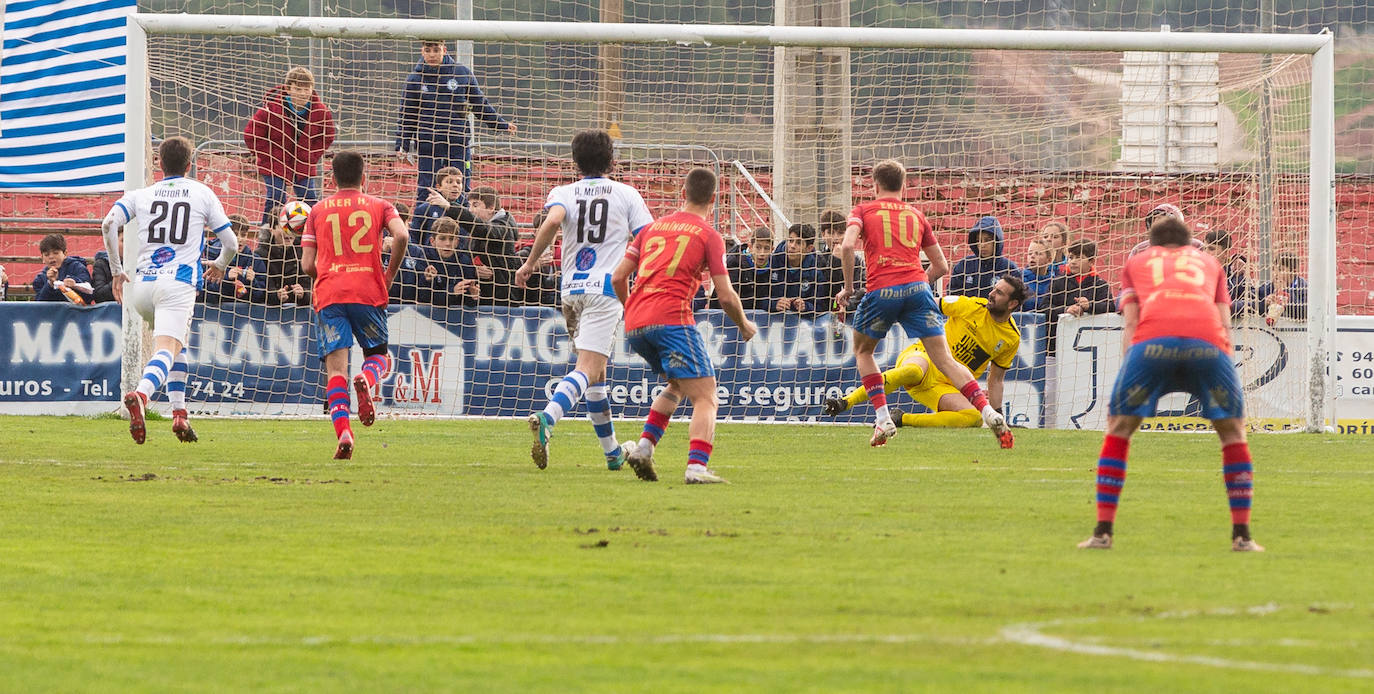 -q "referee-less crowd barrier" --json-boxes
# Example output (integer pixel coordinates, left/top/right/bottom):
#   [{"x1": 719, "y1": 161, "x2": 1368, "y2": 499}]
[{"x1": 6, "y1": 303, "x2": 1371, "y2": 432}]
